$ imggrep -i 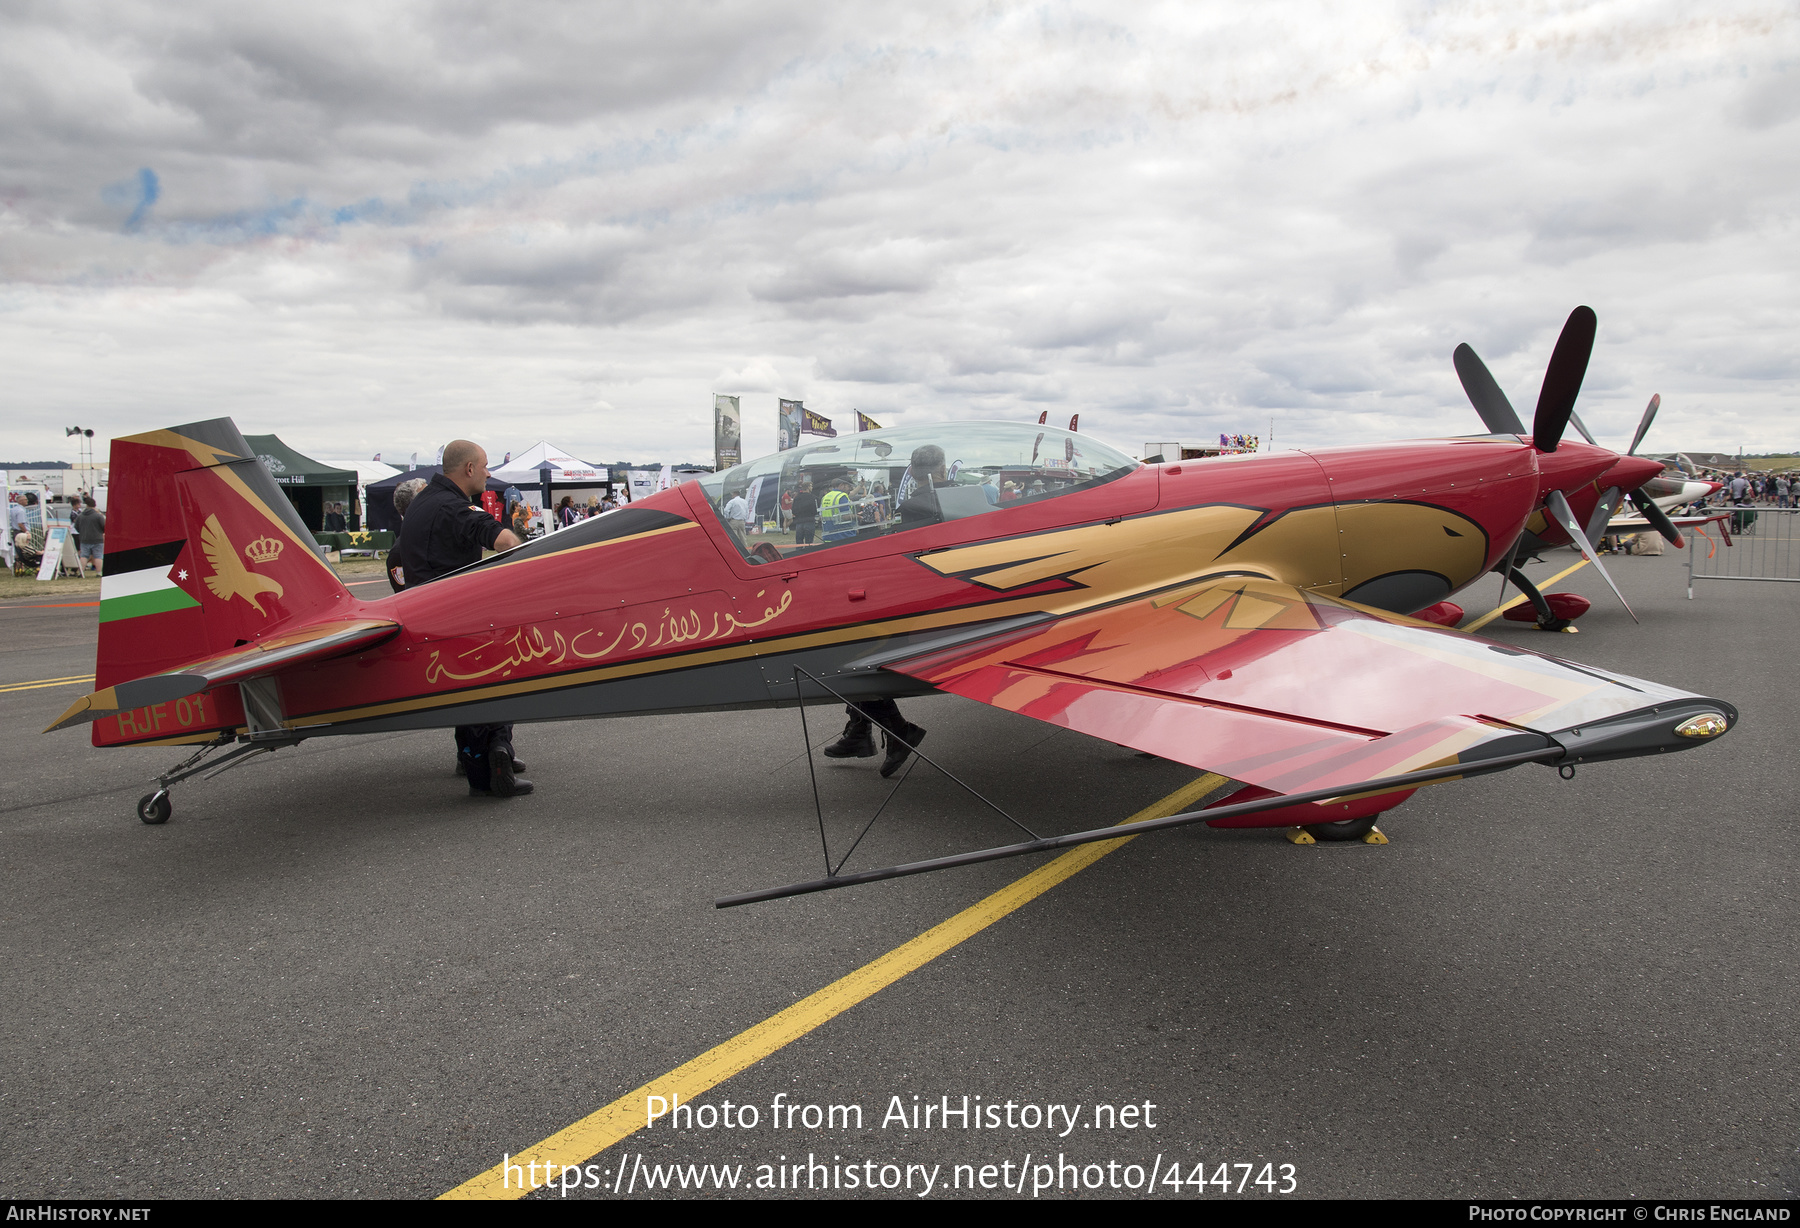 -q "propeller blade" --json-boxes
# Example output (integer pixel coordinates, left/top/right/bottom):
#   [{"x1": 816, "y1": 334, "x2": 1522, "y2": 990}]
[
  {"x1": 1532, "y1": 306, "x2": 1597, "y2": 453},
  {"x1": 1453, "y1": 343, "x2": 1527, "y2": 436},
  {"x1": 1629, "y1": 490, "x2": 1685, "y2": 548},
  {"x1": 1568, "y1": 411, "x2": 1598, "y2": 446},
  {"x1": 1627, "y1": 393, "x2": 1661, "y2": 456},
  {"x1": 1584, "y1": 486, "x2": 1623, "y2": 546},
  {"x1": 1545, "y1": 488, "x2": 1636, "y2": 623},
  {"x1": 1494, "y1": 532, "x2": 1526, "y2": 612}
]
